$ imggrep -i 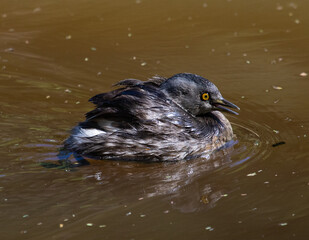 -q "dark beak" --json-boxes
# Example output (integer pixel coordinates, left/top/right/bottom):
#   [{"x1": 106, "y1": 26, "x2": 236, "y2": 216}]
[{"x1": 213, "y1": 98, "x2": 240, "y2": 115}]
